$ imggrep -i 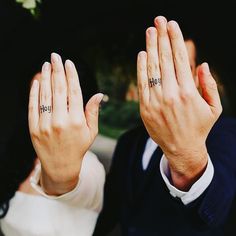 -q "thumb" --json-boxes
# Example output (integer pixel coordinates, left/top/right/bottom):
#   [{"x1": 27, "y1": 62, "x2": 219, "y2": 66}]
[
  {"x1": 85, "y1": 93, "x2": 104, "y2": 134},
  {"x1": 198, "y1": 62, "x2": 222, "y2": 116}
]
